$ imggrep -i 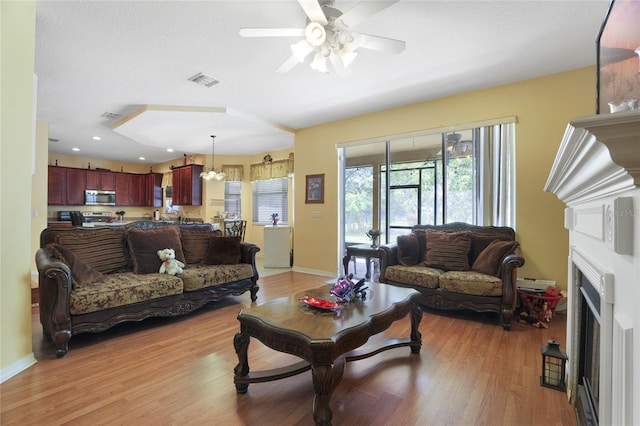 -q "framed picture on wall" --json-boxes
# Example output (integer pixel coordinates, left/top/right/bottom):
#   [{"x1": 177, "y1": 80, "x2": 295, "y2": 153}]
[
  {"x1": 305, "y1": 174, "x2": 324, "y2": 204},
  {"x1": 596, "y1": 0, "x2": 640, "y2": 113}
]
